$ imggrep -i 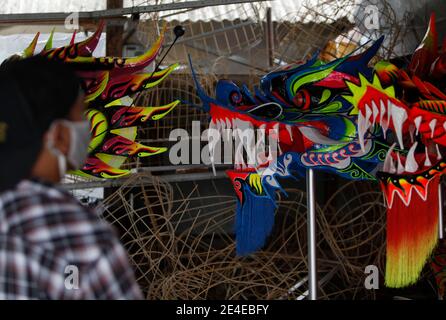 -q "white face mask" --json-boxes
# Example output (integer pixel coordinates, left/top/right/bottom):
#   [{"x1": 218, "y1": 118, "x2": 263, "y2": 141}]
[{"x1": 46, "y1": 119, "x2": 91, "y2": 178}]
